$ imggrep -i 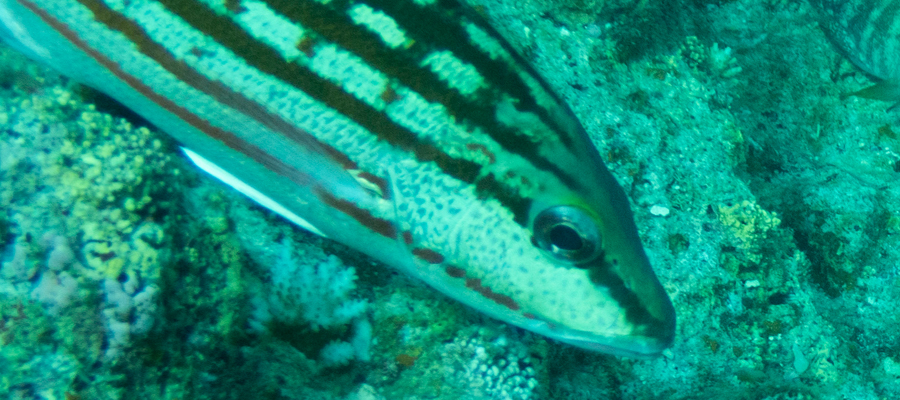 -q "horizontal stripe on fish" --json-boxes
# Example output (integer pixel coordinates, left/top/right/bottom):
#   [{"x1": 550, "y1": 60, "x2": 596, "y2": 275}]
[
  {"x1": 75, "y1": 0, "x2": 361, "y2": 174},
  {"x1": 259, "y1": 0, "x2": 578, "y2": 185},
  {"x1": 94, "y1": 0, "x2": 541, "y2": 234},
  {"x1": 93, "y1": 0, "x2": 567, "y2": 225},
  {"x1": 317, "y1": 189, "x2": 397, "y2": 239},
  {"x1": 57, "y1": 0, "x2": 456, "y2": 218},
  {"x1": 16, "y1": 0, "x2": 320, "y2": 194},
  {"x1": 266, "y1": 0, "x2": 562, "y2": 130},
  {"x1": 266, "y1": 0, "x2": 575, "y2": 190},
  {"x1": 364, "y1": 0, "x2": 568, "y2": 131}
]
